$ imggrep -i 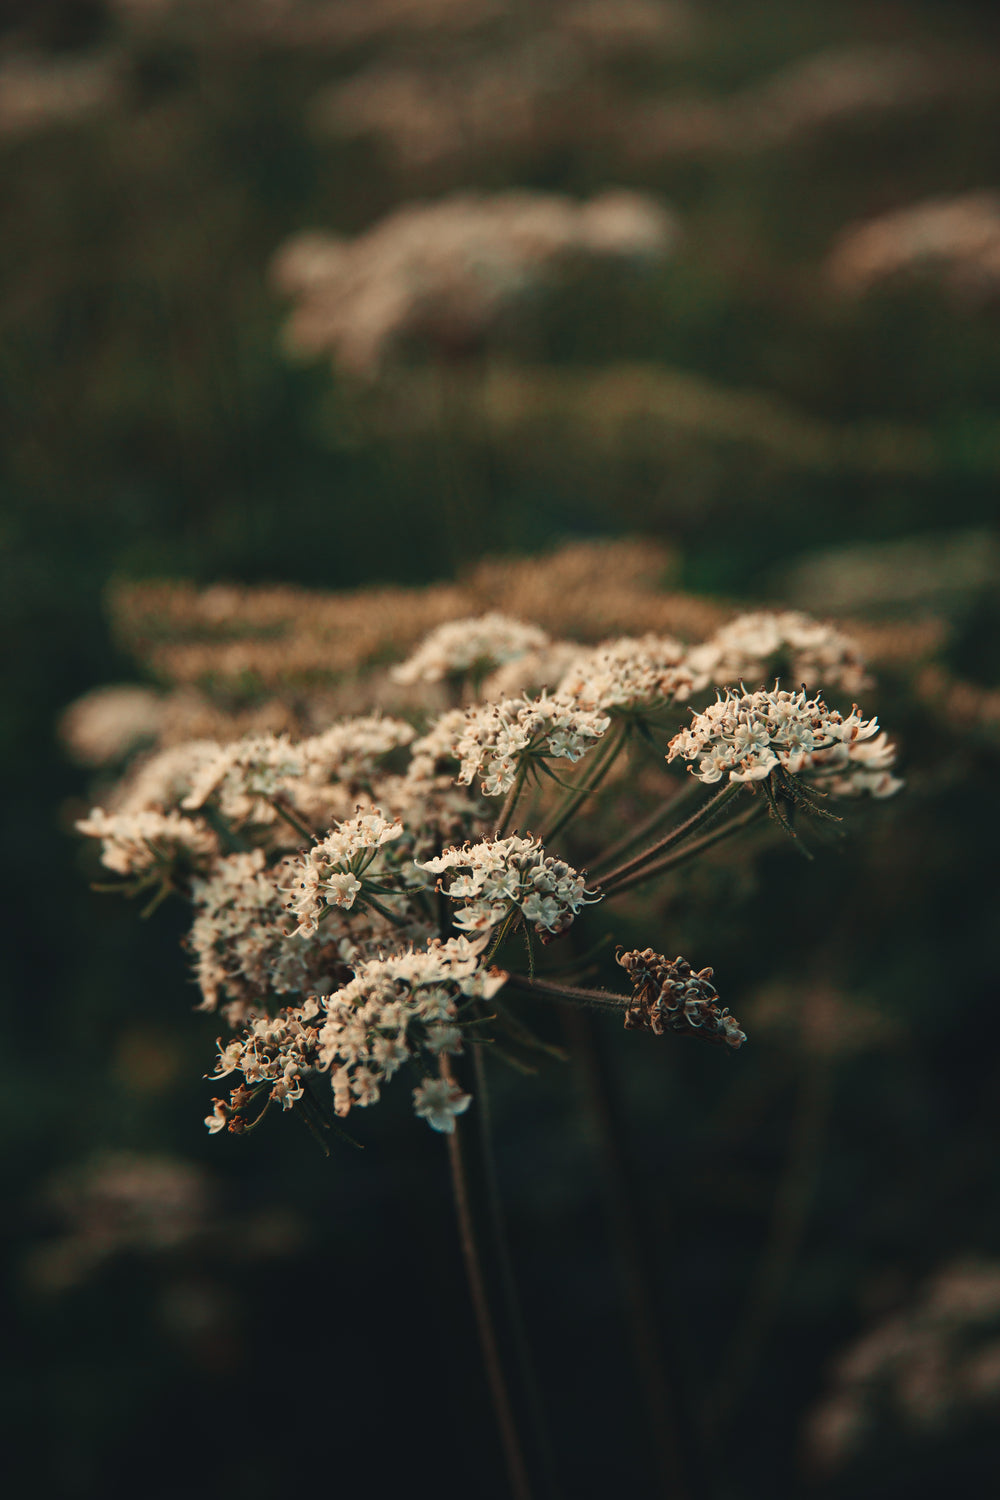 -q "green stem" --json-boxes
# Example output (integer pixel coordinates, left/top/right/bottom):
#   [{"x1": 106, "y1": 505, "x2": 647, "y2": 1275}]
[
  {"x1": 359, "y1": 893, "x2": 410, "y2": 929},
  {"x1": 590, "y1": 775, "x2": 702, "y2": 879},
  {"x1": 598, "y1": 782, "x2": 745, "y2": 894},
  {"x1": 504, "y1": 972, "x2": 631, "y2": 1015},
  {"x1": 538, "y1": 724, "x2": 629, "y2": 846},
  {"x1": 494, "y1": 762, "x2": 530, "y2": 839},
  {"x1": 446, "y1": 1089, "x2": 534, "y2": 1500},
  {"x1": 269, "y1": 795, "x2": 316, "y2": 842},
  {"x1": 603, "y1": 802, "x2": 767, "y2": 898},
  {"x1": 472, "y1": 1047, "x2": 563, "y2": 1499}
]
